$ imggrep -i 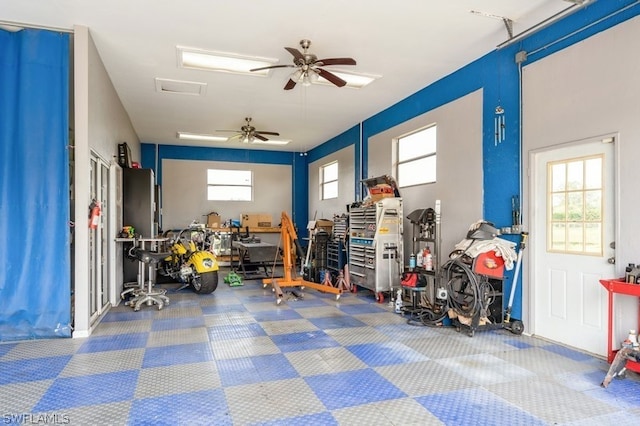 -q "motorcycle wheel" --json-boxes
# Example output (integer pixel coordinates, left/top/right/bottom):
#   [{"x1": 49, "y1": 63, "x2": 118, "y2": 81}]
[{"x1": 191, "y1": 271, "x2": 219, "y2": 294}]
